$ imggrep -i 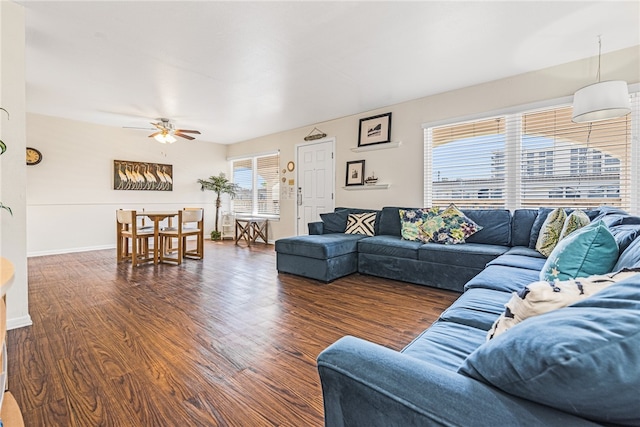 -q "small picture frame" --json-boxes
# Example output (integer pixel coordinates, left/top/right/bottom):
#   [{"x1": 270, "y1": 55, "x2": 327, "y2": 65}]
[
  {"x1": 345, "y1": 160, "x2": 365, "y2": 186},
  {"x1": 358, "y1": 112, "x2": 392, "y2": 147}
]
